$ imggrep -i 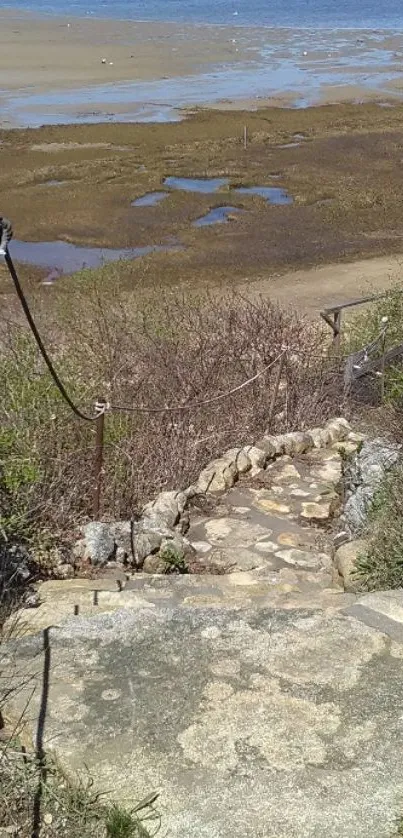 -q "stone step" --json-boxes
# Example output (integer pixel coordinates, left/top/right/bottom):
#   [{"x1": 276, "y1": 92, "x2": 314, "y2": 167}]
[{"x1": 11, "y1": 573, "x2": 352, "y2": 636}]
